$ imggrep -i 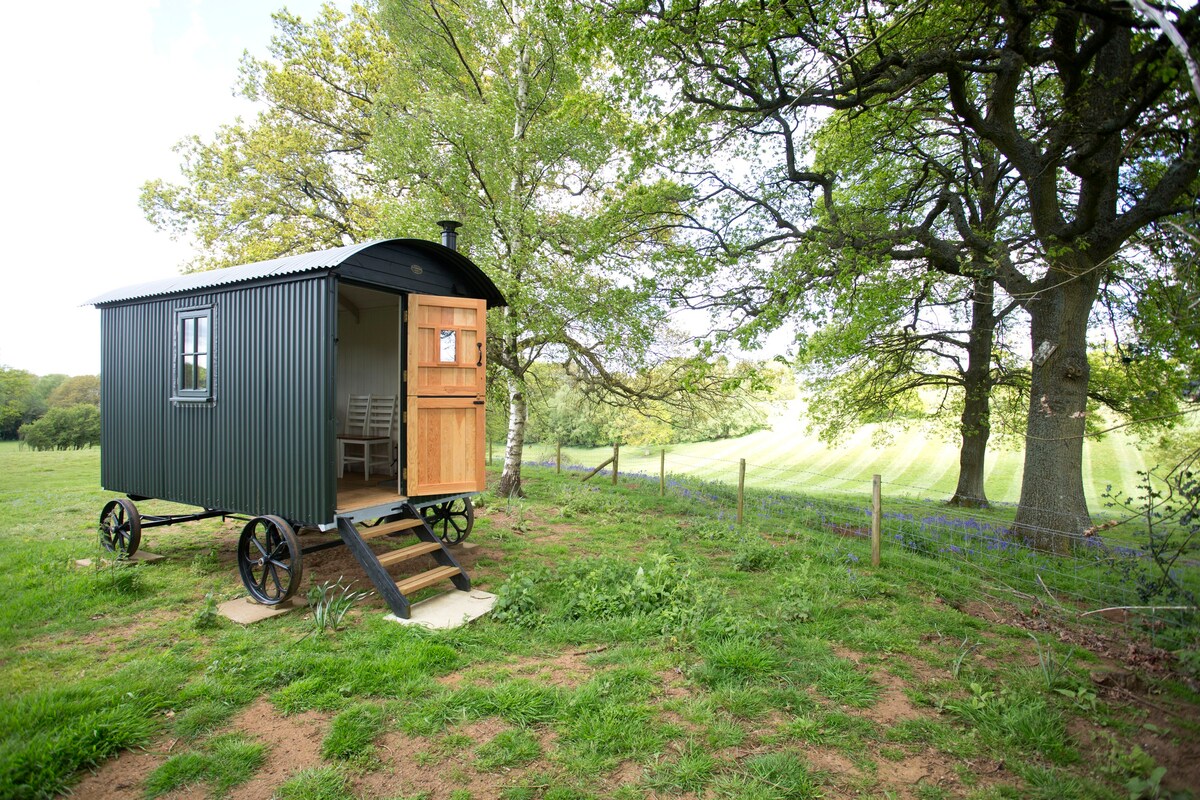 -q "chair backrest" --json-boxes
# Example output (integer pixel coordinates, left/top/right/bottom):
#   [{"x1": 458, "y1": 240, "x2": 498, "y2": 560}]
[
  {"x1": 345, "y1": 394, "x2": 371, "y2": 435},
  {"x1": 366, "y1": 396, "x2": 396, "y2": 438}
]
